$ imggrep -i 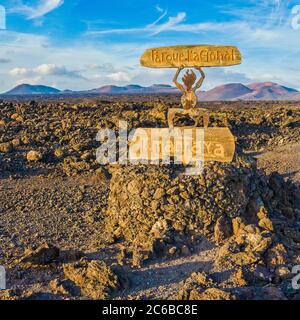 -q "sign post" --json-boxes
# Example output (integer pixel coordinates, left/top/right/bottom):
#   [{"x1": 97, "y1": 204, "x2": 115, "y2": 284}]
[{"x1": 137, "y1": 44, "x2": 241, "y2": 173}]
